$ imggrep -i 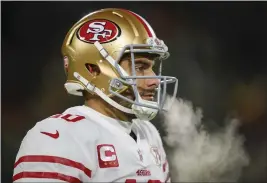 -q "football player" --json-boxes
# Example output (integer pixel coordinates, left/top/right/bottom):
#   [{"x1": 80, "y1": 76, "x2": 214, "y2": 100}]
[{"x1": 13, "y1": 8, "x2": 178, "y2": 182}]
